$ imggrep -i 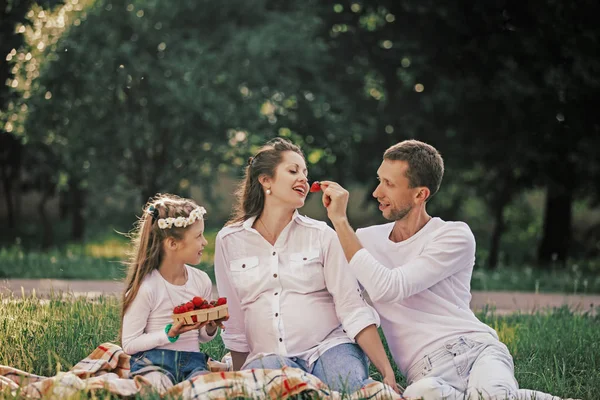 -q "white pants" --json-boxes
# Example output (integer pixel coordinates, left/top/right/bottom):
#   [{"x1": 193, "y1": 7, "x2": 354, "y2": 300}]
[{"x1": 403, "y1": 334, "x2": 563, "y2": 400}]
